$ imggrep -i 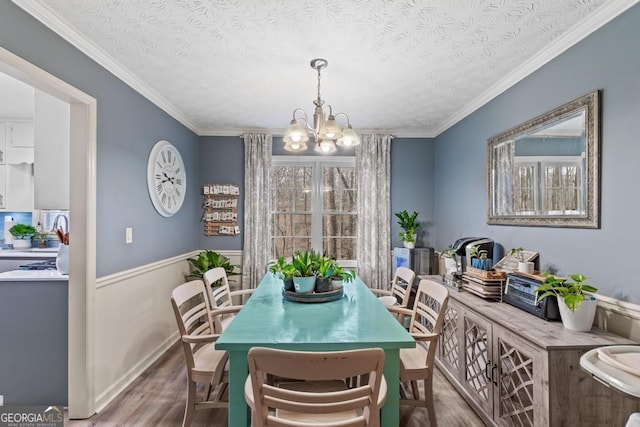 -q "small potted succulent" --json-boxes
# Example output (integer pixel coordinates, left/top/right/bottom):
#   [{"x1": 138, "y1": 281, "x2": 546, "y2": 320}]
[
  {"x1": 509, "y1": 247, "x2": 533, "y2": 274},
  {"x1": 535, "y1": 273, "x2": 598, "y2": 331}
]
